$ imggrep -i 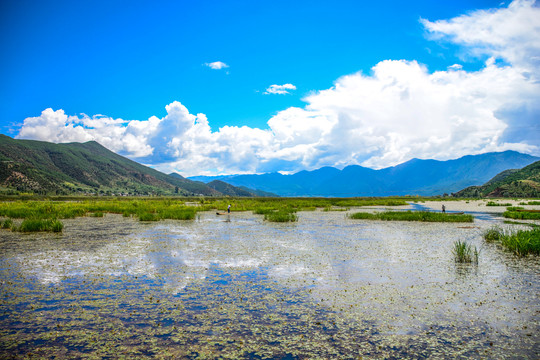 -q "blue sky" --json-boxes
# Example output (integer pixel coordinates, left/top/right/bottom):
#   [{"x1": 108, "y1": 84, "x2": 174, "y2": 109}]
[{"x1": 1, "y1": 0, "x2": 539, "y2": 176}]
